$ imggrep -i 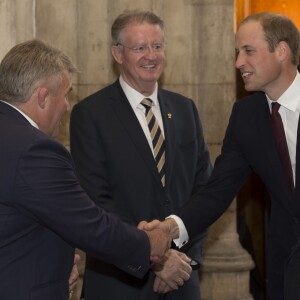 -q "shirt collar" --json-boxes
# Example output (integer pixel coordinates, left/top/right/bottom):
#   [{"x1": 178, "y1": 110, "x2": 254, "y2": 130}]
[
  {"x1": 119, "y1": 76, "x2": 159, "y2": 108},
  {"x1": 0, "y1": 100, "x2": 39, "y2": 129},
  {"x1": 266, "y1": 71, "x2": 300, "y2": 113}
]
